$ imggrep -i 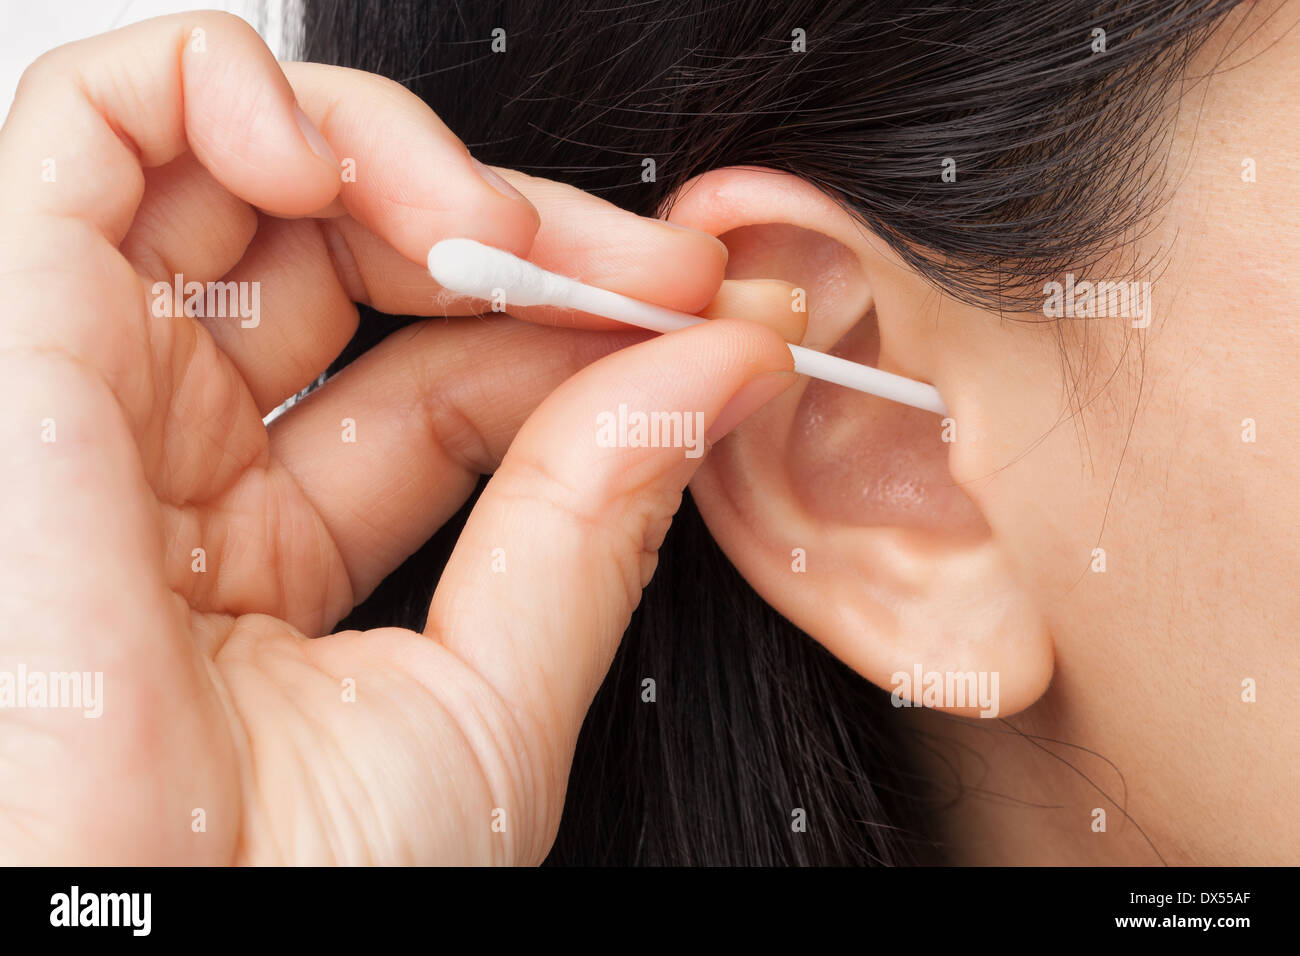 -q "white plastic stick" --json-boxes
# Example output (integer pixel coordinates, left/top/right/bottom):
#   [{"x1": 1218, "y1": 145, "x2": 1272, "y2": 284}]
[{"x1": 428, "y1": 238, "x2": 948, "y2": 416}]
